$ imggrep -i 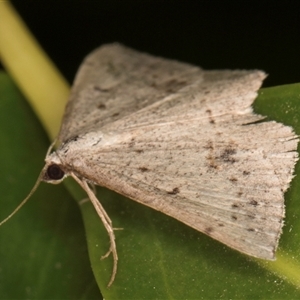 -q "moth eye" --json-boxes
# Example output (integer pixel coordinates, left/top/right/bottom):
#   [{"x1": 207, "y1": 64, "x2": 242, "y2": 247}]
[{"x1": 47, "y1": 164, "x2": 65, "y2": 180}]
